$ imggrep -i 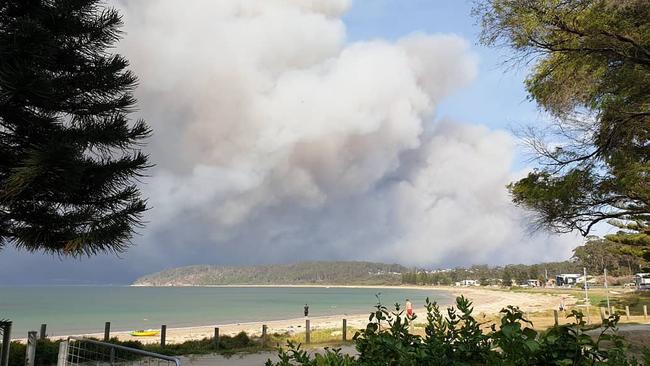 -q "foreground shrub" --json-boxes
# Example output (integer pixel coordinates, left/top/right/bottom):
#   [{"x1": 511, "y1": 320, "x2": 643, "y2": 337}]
[
  {"x1": 8, "y1": 339, "x2": 60, "y2": 366},
  {"x1": 267, "y1": 296, "x2": 649, "y2": 365}
]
